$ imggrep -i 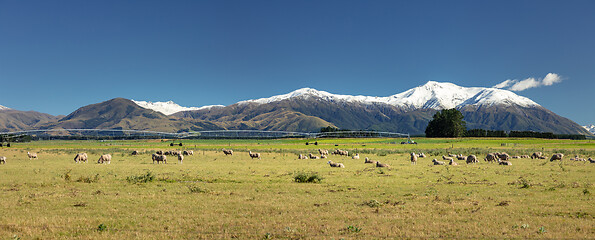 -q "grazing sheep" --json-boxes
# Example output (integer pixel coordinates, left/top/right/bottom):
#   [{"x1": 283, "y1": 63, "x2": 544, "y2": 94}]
[
  {"x1": 183, "y1": 150, "x2": 194, "y2": 156},
  {"x1": 321, "y1": 155, "x2": 327, "y2": 159},
  {"x1": 249, "y1": 151, "x2": 261, "y2": 159},
  {"x1": 156, "y1": 150, "x2": 164, "y2": 155},
  {"x1": 327, "y1": 160, "x2": 345, "y2": 168},
  {"x1": 178, "y1": 154, "x2": 184, "y2": 164},
  {"x1": 376, "y1": 161, "x2": 390, "y2": 168},
  {"x1": 298, "y1": 154, "x2": 308, "y2": 160},
  {"x1": 74, "y1": 153, "x2": 88, "y2": 163},
  {"x1": 418, "y1": 153, "x2": 426, "y2": 158},
  {"x1": 222, "y1": 149, "x2": 233, "y2": 156},
  {"x1": 318, "y1": 149, "x2": 329, "y2": 156},
  {"x1": 131, "y1": 150, "x2": 139, "y2": 156},
  {"x1": 456, "y1": 154, "x2": 467, "y2": 160},
  {"x1": 364, "y1": 157, "x2": 376, "y2": 164},
  {"x1": 432, "y1": 159, "x2": 445, "y2": 165},
  {"x1": 449, "y1": 159, "x2": 458, "y2": 166},
  {"x1": 531, "y1": 152, "x2": 544, "y2": 159},
  {"x1": 152, "y1": 154, "x2": 167, "y2": 164},
  {"x1": 164, "y1": 151, "x2": 172, "y2": 156},
  {"x1": 549, "y1": 153, "x2": 564, "y2": 161},
  {"x1": 498, "y1": 159, "x2": 512, "y2": 165},
  {"x1": 589, "y1": 157, "x2": 595, "y2": 163},
  {"x1": 496, "y1": 152, "x2": 510, "y2": 160},
  {"x1": 410, "y1": 152, "x2": 418, "y2": 165},
  {"x1": 0, "y1": 156, "x2": 6, "y2": 164},
  {"x1": 173, "y1": 151, "x2": 182, "y2": 156},
  {"x1": 448, "y1": 153, "x2": 456, "y2": 158},
  {"x1": 484, "y1": 153, "x2": 498, "y2": 163},
  {"x1": 332, "y1": 149, "x2": 348, "y2": 156},
  {"x1": 466, "y1": 155, "x2": 478, "y2": 164},
  {"x1": 442, "y1": 155, "x2": 453, "y2": 161},
  {"x1": 309, "y1": 153, "x2": 320, "y2": 159},
  {"x1": 97, "y1": 154, "x2": 111, "y2": 164},
  {"x1": 352, "y1": 154, "x2": 360, "y2": 160},
  {"x1": 27, "y1": 152, "x2": 38, "y2": 160}
]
